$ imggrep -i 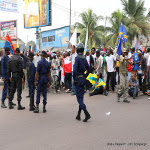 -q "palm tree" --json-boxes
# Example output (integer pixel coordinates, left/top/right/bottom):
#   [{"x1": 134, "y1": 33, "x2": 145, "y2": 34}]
[
  {"x1": 121, "y1": 0, "x2": 150, "y2": 43},
  {"x1": 74, "y1": 8, "x2": 104, "y2": 49},
  {"x1": 105, "y1": 10, "x2": 131, "y2": 48}
]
